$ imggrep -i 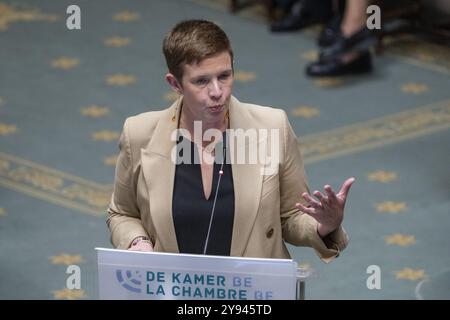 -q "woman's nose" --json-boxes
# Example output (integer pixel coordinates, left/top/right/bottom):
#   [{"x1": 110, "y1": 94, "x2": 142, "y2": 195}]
[{"x1": 208, "y1": 79, "x2": 222, "y2": 98}]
